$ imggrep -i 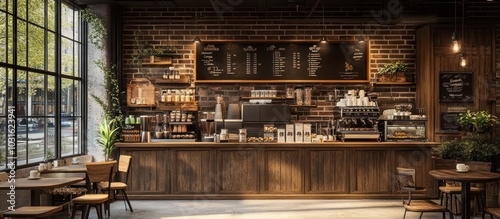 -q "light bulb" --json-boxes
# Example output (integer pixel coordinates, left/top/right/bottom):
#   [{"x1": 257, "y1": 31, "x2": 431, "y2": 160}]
[
  {"x1": 460, "y1": 55, "x2": 467, "y2": 67},
  {"x1": 451, "y1": 40, "x2": 460, "y2": 53},
  {"x1": 319, "y1": 36, "x2": 327, "y2": 44}
]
